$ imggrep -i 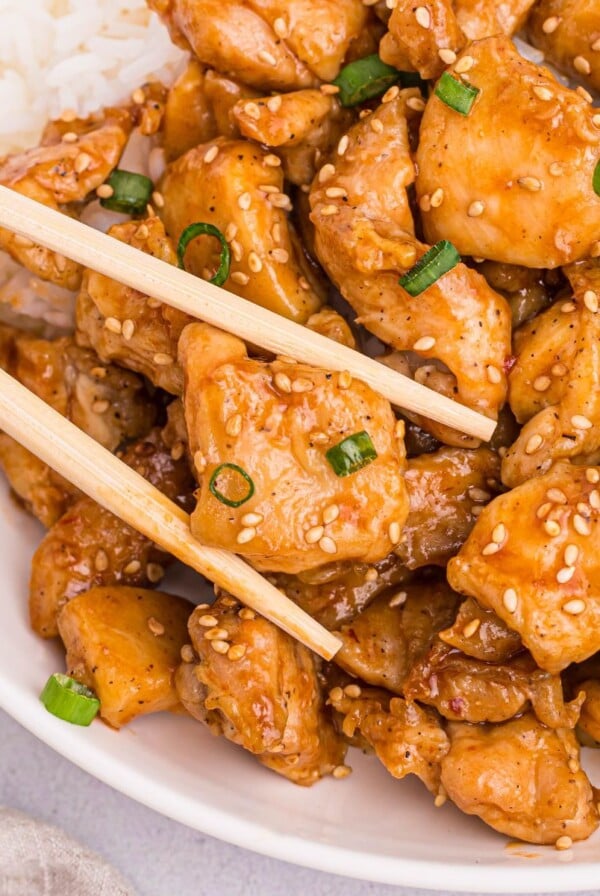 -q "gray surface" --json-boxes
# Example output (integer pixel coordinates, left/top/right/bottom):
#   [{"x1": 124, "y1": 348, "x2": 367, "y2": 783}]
[{"x1": 0, "y1": 709, "x2": 593, "y2": 896}]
